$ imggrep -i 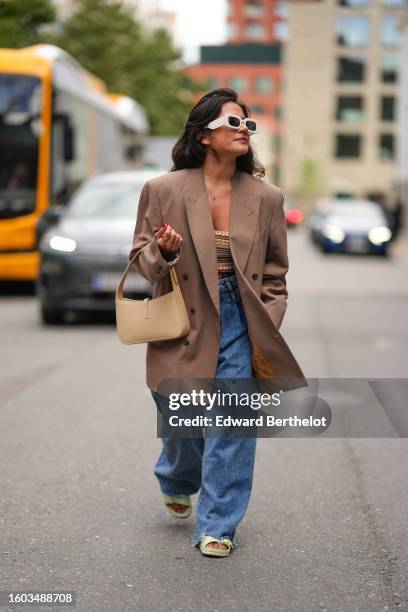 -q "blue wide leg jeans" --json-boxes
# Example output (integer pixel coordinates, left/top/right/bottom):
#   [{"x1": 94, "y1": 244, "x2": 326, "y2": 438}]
[{"x1": 150, "y1": 273, "x2": 257, "y2": 548}]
